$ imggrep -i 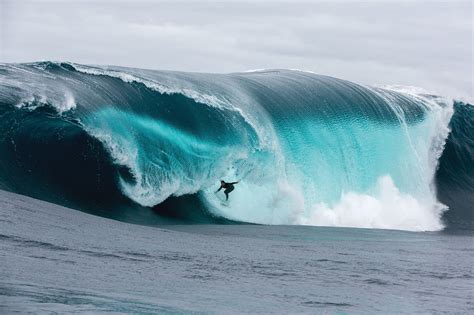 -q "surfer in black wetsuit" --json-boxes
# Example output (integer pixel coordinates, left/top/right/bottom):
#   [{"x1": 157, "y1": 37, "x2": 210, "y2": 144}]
[{"x1": 216, "y1": 180, "x2": 239, "y2": 201}]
